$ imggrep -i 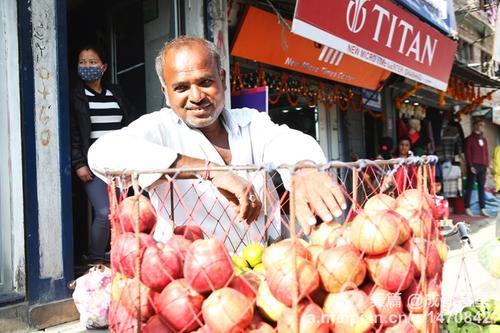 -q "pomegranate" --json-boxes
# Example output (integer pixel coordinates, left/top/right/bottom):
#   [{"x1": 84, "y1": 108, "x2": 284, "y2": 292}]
[
  {"x1": 111, "y1": 232, "x2": 153, "y2": 278},
  {"x1": 202, "y1": 287, "x2": 254, "y2": 332},
  {"x1": 409, "y1": 312, "x2": 426, "y2": 332},
  {"x1": 228, "y1": 272, "x2": 261, "y2": 301},
  {"x1": 120, "y1": 279, "x2": 156, "y2": 322},
  {"x1": 316, "y1": 245, "x2": 366, "y2": 293},
  {"x1": 396, "y1": 189, "x2": 431, "y2": 211},
  {"x1": 324, "y1": 225, "x2": 353, "y2": 248},
  {"x1": 245, "y1": 321, "x2": 274, "y2": 333},
  {"x1": 262, "y1": 238, "x2": 311, "y2": 269},
  {"x1": 140, "y1": 242, "x2": 182, "y2": 291},
  {"x1": 277, "y1": 301, "x2": 329, "y2": 333},
  {"x1": 395, "y1": 207, "x2": 434, "y2": 239},
  {"x1": 165, "y1": 235, "x2": 192, "y2": 266},
  {"x1": 363, "y1": 193, "x2": 397, "y2": 215},
  {"x1": 323, "y1": 289, "x2": 376, "y2": 333},
  {"x1": 118, "y1": 194, "x2": 157, "y2": 233},
  {"x1": 174, "y1": 224, "x2": 205, "y2": 241},
  {"x1": 195, "y1": 325, "x2": 213, "y2": 333},
  {"x1": 433, "y1": 238, "x2": 448, "y2": 263},
  {"x1": 310, "y1": 221, "x2": 341, "y2": 247},
  {"x1": 402, "y1": 278, "x2": 440, "y2": 313},
  {"x1": 156, "y1": 279, "x2": 204, "y2": 332},
  {"x1": 403, "y1": 238, "x2": 442, "y2": 278},
  {"x1": 109, "y1": 300, "x2": 143, "y2": 333},
  {"x1": 307, "y1": 245, "x2": 323, "y2": 264},
  {"x1": 143, "y1": 315, "x2": 173, "y2": 333},
  {"x1": 362, "y1": 283, "x2": 403, "y2": 327},
  {"x1": 256, "y1": 280, "x2": 288, "y2": 322},
  {"x1": 266, "y1": 256, "x2": 319, "y2": 307},
  {"x1": 351, "y1": 211, "x2": 409, "y2": 255},
  {"x1": 365, "y1": 246, "x2": 414, "y2": 292},
  {"x1": 184, "y1": 239, "x2": 234, "y2": 293}
]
